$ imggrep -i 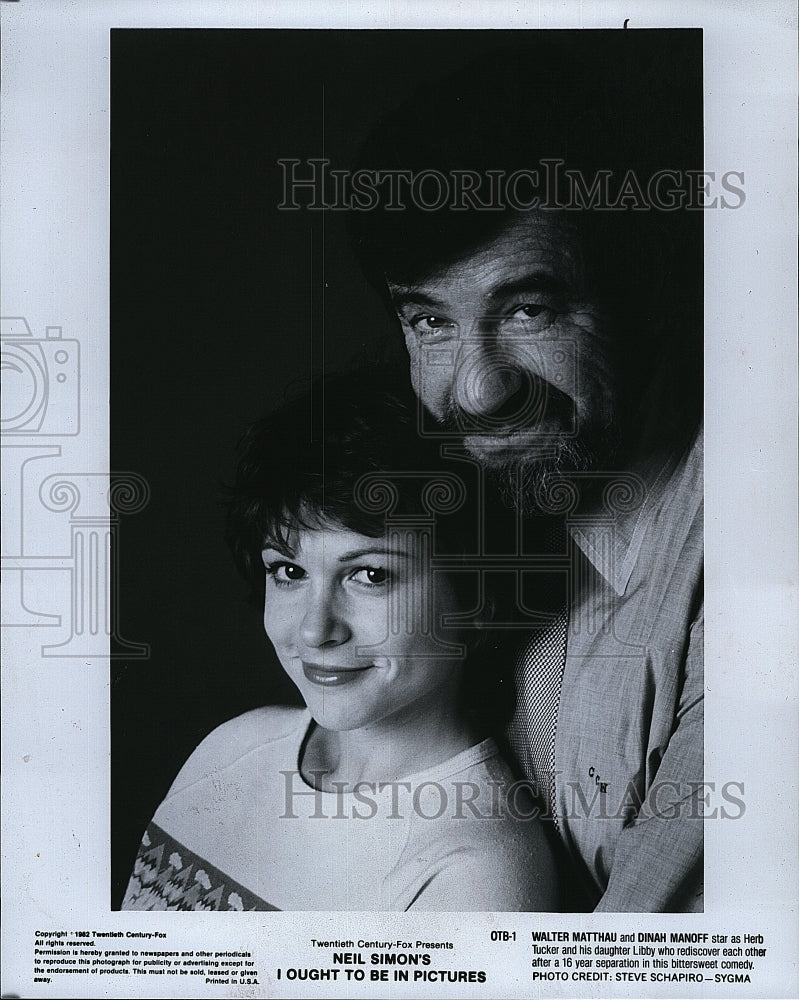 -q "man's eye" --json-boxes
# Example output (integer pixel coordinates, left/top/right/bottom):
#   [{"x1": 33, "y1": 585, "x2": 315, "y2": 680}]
[
  {"x1": 350, "y1": 567, "x2": 389, "y2": 588},
  {"x1": 506, "y1": 303, "x2": 557, "y2": 329},
  {"x1": 266, "y1": 561, "x2": 307, "y2": 586},
  {"x1": 516, "y1": 304, "x2": 549, "y2": 319},
  {"x1": 410, "y1": 314, "x2": 456, "y2": 338}
]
